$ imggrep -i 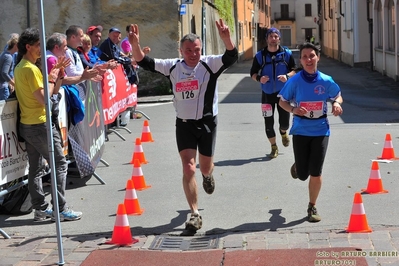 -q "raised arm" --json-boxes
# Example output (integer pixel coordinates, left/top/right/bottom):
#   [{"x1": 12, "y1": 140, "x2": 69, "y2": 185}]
[
  {"x1": 128, "y1": 24, "x2": 145, "y2": 63},
  {"x1": 216, "y1": 19, "x2": 235, "y2": 50}
]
